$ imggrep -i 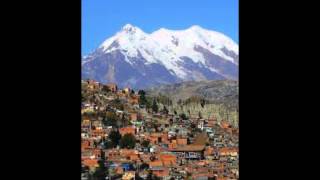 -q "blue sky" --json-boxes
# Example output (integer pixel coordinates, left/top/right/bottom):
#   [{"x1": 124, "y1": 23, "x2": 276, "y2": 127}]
[{"x1": 82, "y1": 0, "x2": 238, "y2": 56}]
